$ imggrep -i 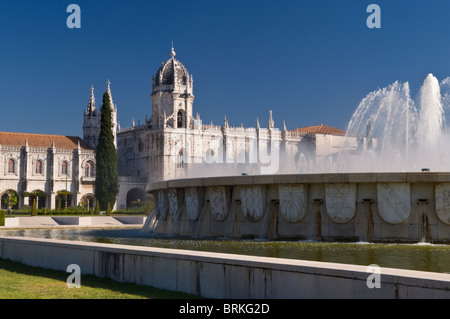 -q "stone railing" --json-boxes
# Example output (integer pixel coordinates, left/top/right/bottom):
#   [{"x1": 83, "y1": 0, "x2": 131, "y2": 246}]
[{"x1": 81, "y1": 176, "x2": 95, "y2": 184}]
